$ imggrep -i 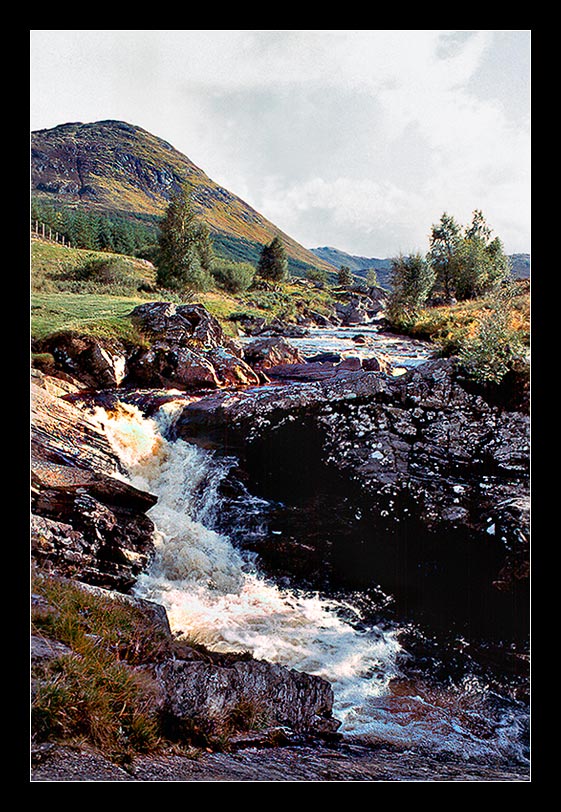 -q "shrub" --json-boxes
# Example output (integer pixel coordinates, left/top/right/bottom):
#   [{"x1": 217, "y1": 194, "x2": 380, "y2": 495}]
[
  {"x1": 458, "y1": 286, "x2": 526, "y2": 384},
  {"x1": 211, "y1": 260, "x2": 255, "y2": 293}
]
